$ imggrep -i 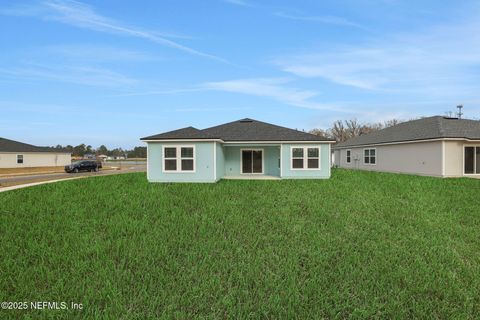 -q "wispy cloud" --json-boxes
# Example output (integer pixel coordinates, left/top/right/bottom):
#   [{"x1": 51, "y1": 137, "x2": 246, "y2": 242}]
[
  {"x1": 223, "y1": 0, "x2": 250, "y2": 6},
  {"x1": 40, "y1": 44, "x2": 157, "y2": 62},
  {"x1": 274, "y1": 11, "x2": 480, "y2": 98},
  {"x1": 0, "y1": 63, "x2": 136, "y2": 87},
  {"x1": 273, "y1": 12, "x2": 366, "y2": 29},
  {"x1": 109, "y1": 88, "x2": 206, "y2": 97},
  {"x1": 202, "y1": 78, "x2": 346, "y2": 111},
  {"x1": 1, "y1": 0, "x2": 227, "y2": 63}
]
